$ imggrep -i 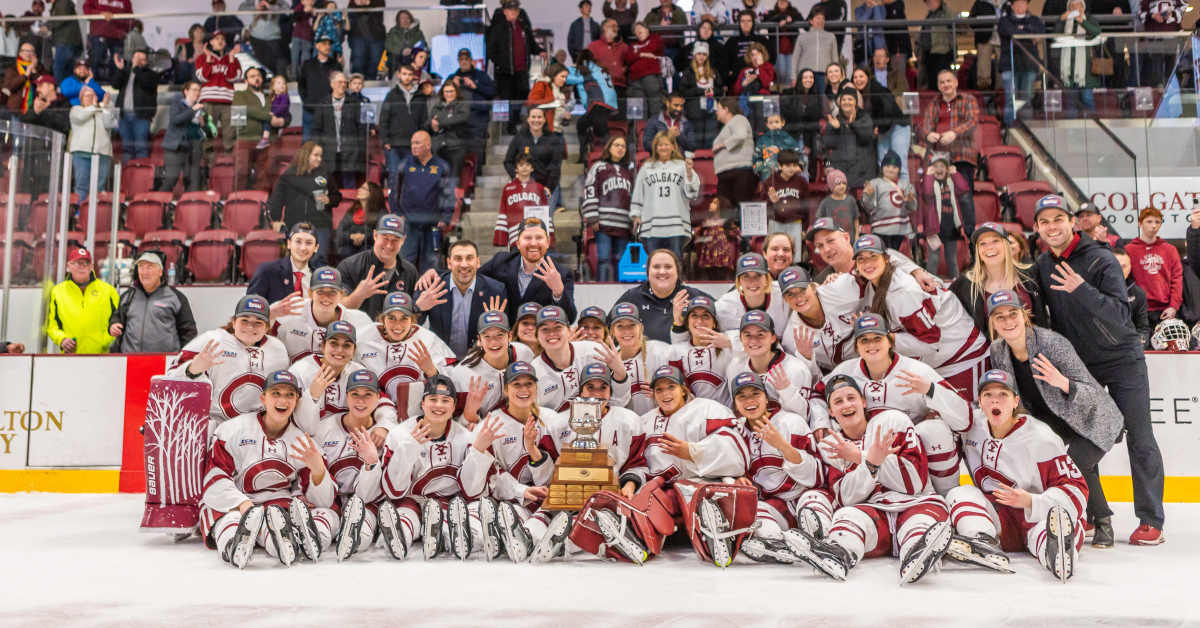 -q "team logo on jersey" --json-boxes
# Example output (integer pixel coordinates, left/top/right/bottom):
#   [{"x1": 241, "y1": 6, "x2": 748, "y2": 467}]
[
  {"x1": 239, "y1": 438, "x2": 258, "y2": 446},
  {"x1": 543, "y1": 384, "x2": 558, "y2": 395},
  {"x1": 983, "y1": 439, "x2": 1002, "y2": 469},
  {"x1": 323, "y1": 440, "x2": 339, "y2": 448},
  {"x1": 323, "y1": 383, "x2": 340, "y2": 409},
  {"x1": 889, "y1": 189, "x2": 905, "y2": 207},
  {"x1": 431, "y1": 443, "x2": 451, "y2": 466},
  {"x1": 387, "y1": 343, "x2": 408, "y2": 365},
  {"x1": 360, "y1": 351, "x2": 379, "y2": 359},
  {"x1": 289, "y1": 329, "x2": 307, "y2": 337},
  {"x1": 246, "y1": 347, "x2": 264, "y2": 372},
  {"x1": 1141, "y1": 253, "x2": 1164, "y2": 275},
  {"x1": 652, "y1": 415, "x2": 669, "y2": 433}
]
